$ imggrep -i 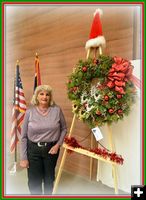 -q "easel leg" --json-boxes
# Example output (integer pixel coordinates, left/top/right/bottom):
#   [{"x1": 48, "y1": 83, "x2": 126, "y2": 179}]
[
  {"x1": 52, "y1": 114, "x2": 76, "y2": 194},
  {"x1": 68, "y1": 114, "x2": 76, "y2": 137},
  {"x1": 107, "y1": 124, "x2": 118, "y2": 194},
  {"x1": 112, "y1": 165, "x2": 118, "y2": 194},
  {"x1": 96, "y1": 160, "x2": 100, "y2": 181},
  {"x1": 86, "y1": 48, "x2": 91, "y2": 59},
  {"x1": 89, "y1": 133, "x2": 94, "y2": 180},
  {"x1": 107, "y1": 124, "x2": 114, "y2": 151},
  {"x1": 96, "y1": 142, "x2": 100, "y2": 181},
  {"x1": 52, "y1": 148, "x2": 68, "y2": 194}
]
